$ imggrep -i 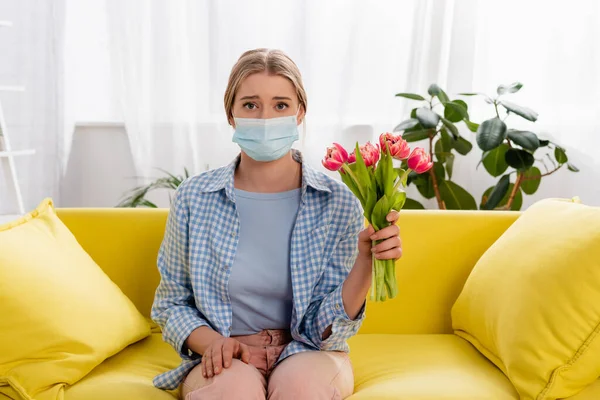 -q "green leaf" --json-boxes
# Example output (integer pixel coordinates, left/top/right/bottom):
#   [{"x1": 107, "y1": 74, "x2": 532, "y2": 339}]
[
  {"x1": 353, "y1": 142, "x2": 372, "y2": 196},
  {"x1": 415, "y1": 172, "x2": 435, "y2": 199},
  {"x1": 507, "y1": 130, "x2": 540, "y2": 151},
  {"x1": 440, "y1": 116, "x2": 459, "y2": 138},
  {"x1": 364, "y1": 188, "x2": 378, "y2": 222},
  {"x1": 446, "y1": 154, "x2": 455, "y2": 180},
  {"x1": 481, "y1": 184, "x2": 523, "y2": 211},
  {"x1": 482, "y1": 143, "x2": 510, "y2": 177},
  {"x1": 416, "y1": 107, "x2": 440, "y2": 129},
  {"x1": 440, "y1": 127, "x2": 453, "y2": 148},
  {"x1": 403, "y1": 198, "x2": 425, "y2": 209},
  {"x1": 390, "y1": 191, "x2": 407, "y2": 211},
  {"x1": 539, "y1": 139, "x2": 550, "y2": 147},
  {"x1": 439, "y1": 180, "x2": 477, "y2": 210},
  {"x1": 435, "y1": 131, "x2": 452, "y2": 163},
  {"x1": 434, "y1": 161, "x2": 445, "y2": 181},
  {"x1": 428, "y1": 84, "x2": 450, "y2": 103},
  {"x1": 443, "y1": 100, "x2": 469, "y2": 123},
  {"x1": 497, "y1": 82, "x2": 523, "y2": 95},
  {"x1": 482, "y1": 175, "x2": 511, "y2": 210},
  {"x1": 554, "y1": 147, "x2": 568, "y2": 164},
  {"x1": 464, "y1": 119, "x2": 479, "y2": 132},
  {"x1": 340, "y1": 170, "x2": 364, "y2": 206},
  {"x1": 393, "y1": 118, "x2": 420, "y2": 132},
  {"x1": 505, "y1": 148, "x2": 535, "y2": 170},
  {"x1": 476, "y1": 118, "x2": 508, "y2": 151},
  {"x1": 382, "y1": 152, "x2": 396, "y2": 198},
  {"x1": 395, "y1": 93, "x2": 426, "y2": 101},
  {"x1": 453, "y1": 136, "x2": 473, "y2": 155},
  {"x1": 395, "y1": 168, "x2": 409, "y2": 187},
  {"x1": 371, "y1": 195, "x2": 390, "y2": 231},
  {"x1": 410, "y1": 108, "x2": 418, "y2": 118},
  {"x1": 437, "y1": 90, "x2": 450, "y2": 104},
  {"x1": 567, "y1": 163, "x2": 579, "y2": 172},
  {"x1": 500, "y1": 101, "x2": 538, "y2": 122},
  {"x1": 521, "y1": 167, "x2": 541, "y2": 195},
  {"x1": 402, "y1": 129, "x2": 432, "y2": 142}
]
